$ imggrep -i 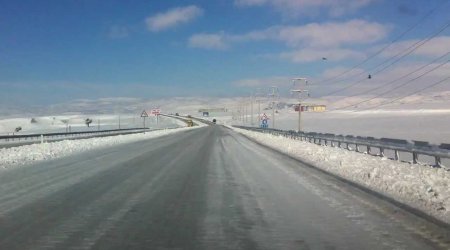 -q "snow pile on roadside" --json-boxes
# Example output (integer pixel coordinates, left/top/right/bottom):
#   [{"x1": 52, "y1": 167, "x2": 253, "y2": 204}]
[
  {"x1": 232, "y1": 127, "x2": 450, "y2": 224},
  {"x1": 0, "y1": 126, "x2": 199, "y2": 170}
]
